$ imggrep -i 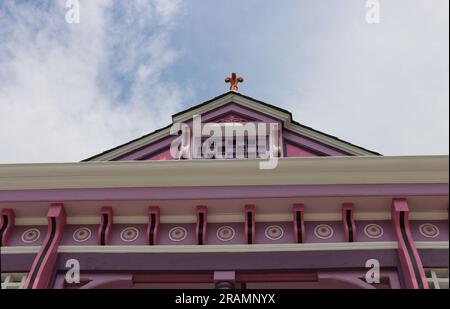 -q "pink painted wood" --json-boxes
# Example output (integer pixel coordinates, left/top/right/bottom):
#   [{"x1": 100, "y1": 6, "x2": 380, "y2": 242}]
[
  {"x1": 97, "y1": 207, "x2": 113, "y2": 246},
  {"x1": 342, "y1": 203, "x2": 356, "y2": 242},
  {"x1": 0, "y1": 208, "x2": 15, "y2": 247},
  {"x1": 293, "y1": 203, "x2": 305, "y2": 243},
  {"x1": 23, "y1": 203, "x2": 66, "y2": 289},
  {"x1": 146, "y1": 206, "x2": 160, "y2": 245},
  {"x1": 196, "y1": 205, "x2": 207, "y2": 245},
  {"x1": 391, "y1": 198, "x2": 429, "y2": 289},
  {"x1": 245, "y1": 204, "x2": 256, "y2": 244}
]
